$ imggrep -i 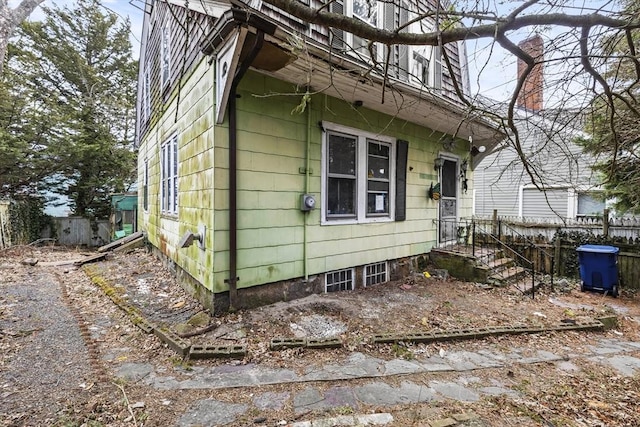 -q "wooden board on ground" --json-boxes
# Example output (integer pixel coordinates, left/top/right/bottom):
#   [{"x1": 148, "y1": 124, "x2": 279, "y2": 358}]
[
  {"x1": 97, "y1": 231, "x2": 144, "y2": 253},
  {"x1": 73, "y1": 252, "x2": 108, "y2": 266},
  {"x1": 113, "y1": 236, "x2": 145, "y2": 254}
]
